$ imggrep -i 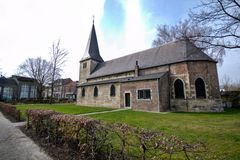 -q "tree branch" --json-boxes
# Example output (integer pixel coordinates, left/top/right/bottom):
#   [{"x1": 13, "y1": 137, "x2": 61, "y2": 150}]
[{"x1": 217, "y1": 0, "x2": 240, "y2": 21}]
